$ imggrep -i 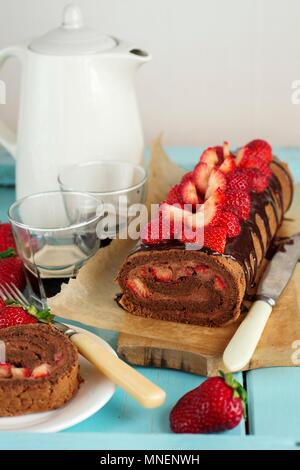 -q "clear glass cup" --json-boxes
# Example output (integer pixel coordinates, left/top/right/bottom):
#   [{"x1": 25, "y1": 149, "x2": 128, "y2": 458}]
[
  {"x1": 8, "y1": 191, "x2": 103, "y2": 299},
  {"x1": 58, "y1": 161, "x2": 147, "y2": 239}
]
